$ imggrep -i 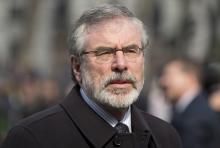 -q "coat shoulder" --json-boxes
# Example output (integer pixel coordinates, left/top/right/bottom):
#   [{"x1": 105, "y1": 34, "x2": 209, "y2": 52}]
[
  {"x1": 1, "y1": 105, "x2": 77, "y2": 148},
  {"x1": 17, "y1": 105, "x2": 63, "y2": 127}
]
